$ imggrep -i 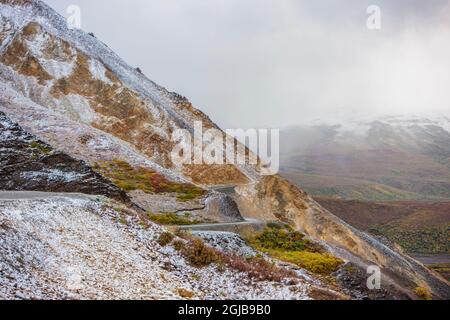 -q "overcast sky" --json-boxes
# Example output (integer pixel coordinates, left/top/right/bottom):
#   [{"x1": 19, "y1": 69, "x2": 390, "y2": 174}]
[{"x1": 45, "y1": 0, "x2": 450, "y2": 128}]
